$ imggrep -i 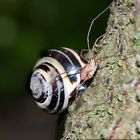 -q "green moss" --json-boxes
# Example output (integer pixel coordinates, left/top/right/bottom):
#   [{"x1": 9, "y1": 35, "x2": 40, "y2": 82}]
[{"x1": 63, "y1": 0, "x2": 140, "y2": 139}]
